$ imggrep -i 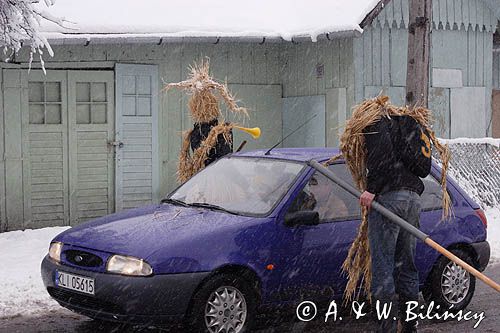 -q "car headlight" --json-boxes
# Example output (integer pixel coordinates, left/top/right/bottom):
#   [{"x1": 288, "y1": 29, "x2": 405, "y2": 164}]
[
  {"x1": 48, "y1": 242, "x2": 63, "y2": 262},
  {"x1": 106, "y1": 255, "x2": 153, "y2": 276}
]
